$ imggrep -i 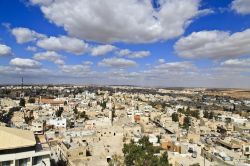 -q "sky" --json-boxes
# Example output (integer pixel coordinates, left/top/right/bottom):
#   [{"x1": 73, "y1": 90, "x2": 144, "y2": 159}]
[{"x1": 0, "y1": 0, "x2": 250, "y2": 88}]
